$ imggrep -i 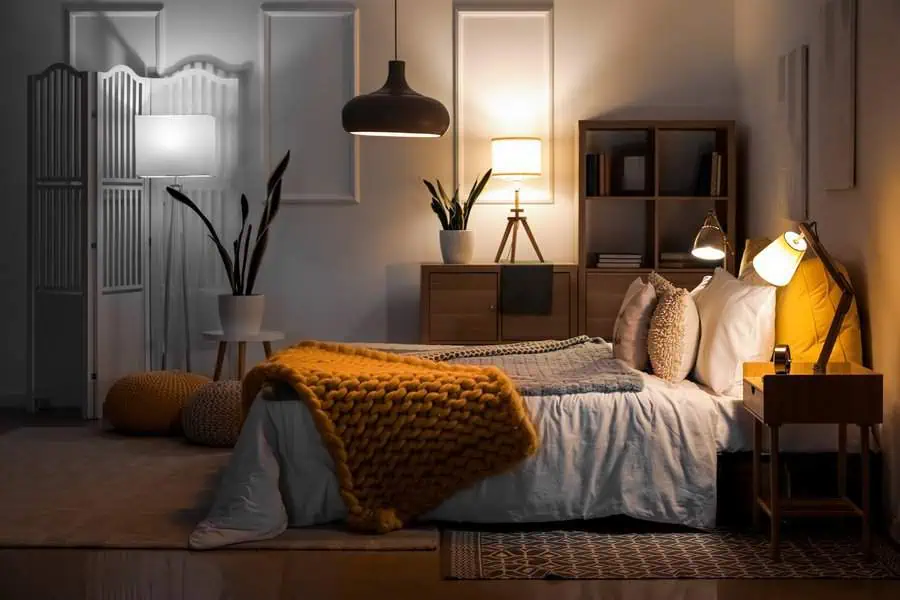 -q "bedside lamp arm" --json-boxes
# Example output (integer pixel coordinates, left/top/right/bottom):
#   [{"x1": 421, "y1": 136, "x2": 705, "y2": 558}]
[{"x1": 798, "y1": 222, "x2": 855, "y2": 373}]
